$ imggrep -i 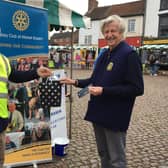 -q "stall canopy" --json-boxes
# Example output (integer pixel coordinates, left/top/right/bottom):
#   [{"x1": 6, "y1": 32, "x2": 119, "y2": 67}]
[
  {"x1": 11, "y1": 0, "x2": 91, "y2": 30},
  {"x1": 141, "y1": 44, "x2": 168, "y2": 49}
]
